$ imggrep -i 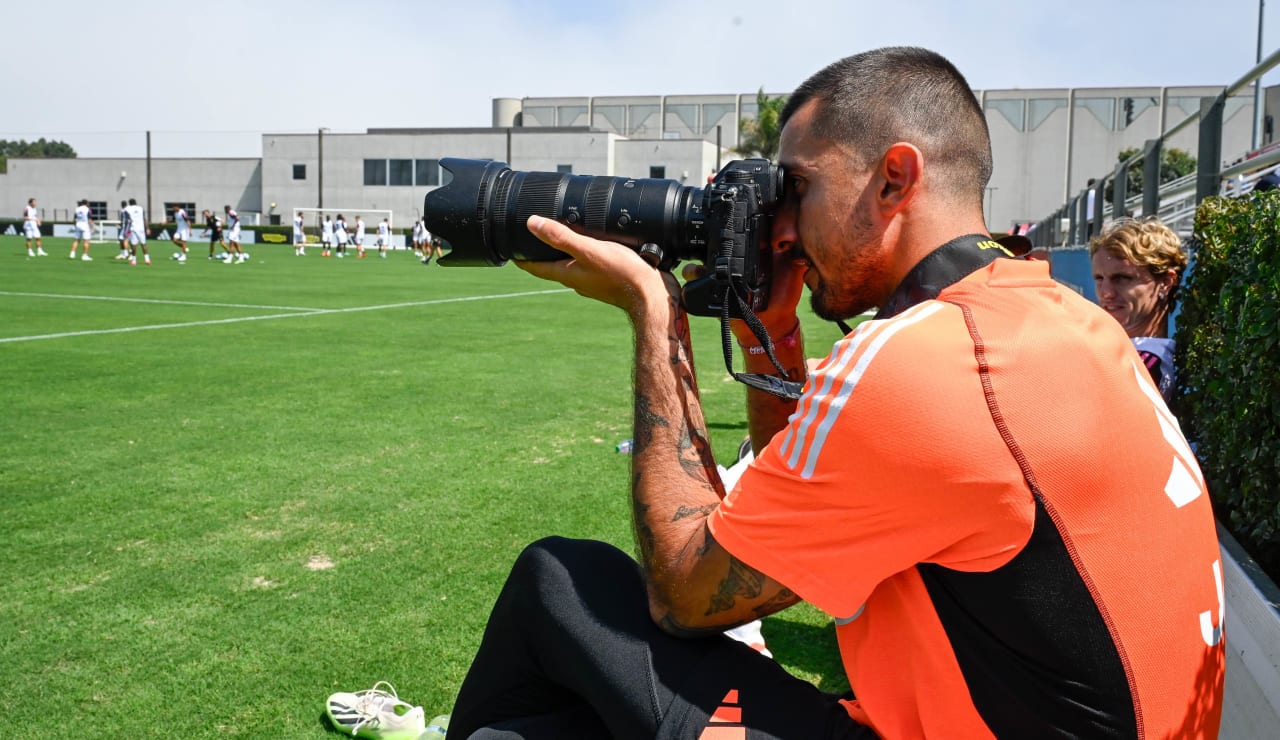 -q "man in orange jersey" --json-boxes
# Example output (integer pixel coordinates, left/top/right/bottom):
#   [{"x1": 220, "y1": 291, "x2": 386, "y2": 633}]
[{"x1": 444, "y1": 47, "x2": 1225, "y2": 739}]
